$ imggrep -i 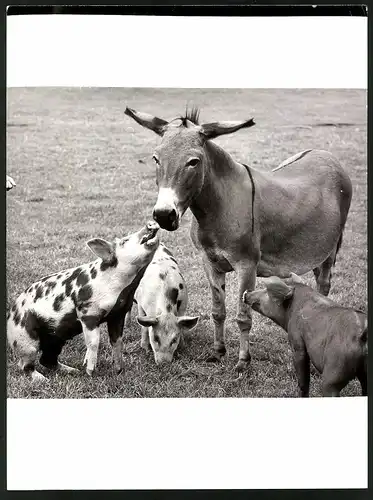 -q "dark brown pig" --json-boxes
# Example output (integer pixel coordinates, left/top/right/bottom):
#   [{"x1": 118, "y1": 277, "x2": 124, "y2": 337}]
[{"x1": 243, "y1": 274, "x2": 367, "y2": 397}]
